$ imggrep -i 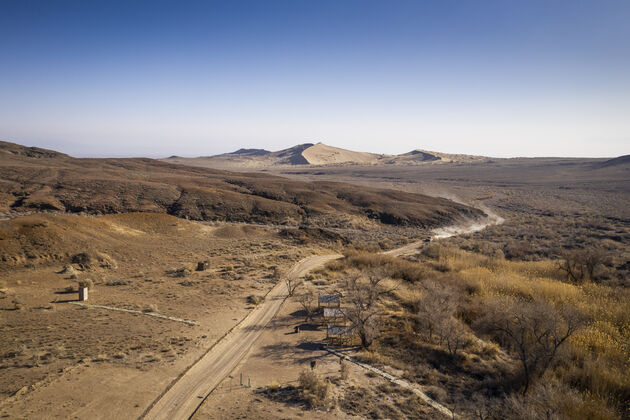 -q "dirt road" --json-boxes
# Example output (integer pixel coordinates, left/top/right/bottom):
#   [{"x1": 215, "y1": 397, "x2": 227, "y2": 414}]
[
  {"x1": 141, "y1": 254, "x2": 342, "y2": 420},
  {"x1": 383, "y1": 239, "x2": 427, "y2": 257},
  {"x1": 384, "y1": 215, "x2": 503, "y2": 257},
  {"x1": 142, "y1": 216, "x2": 502, "y2": 420}
]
